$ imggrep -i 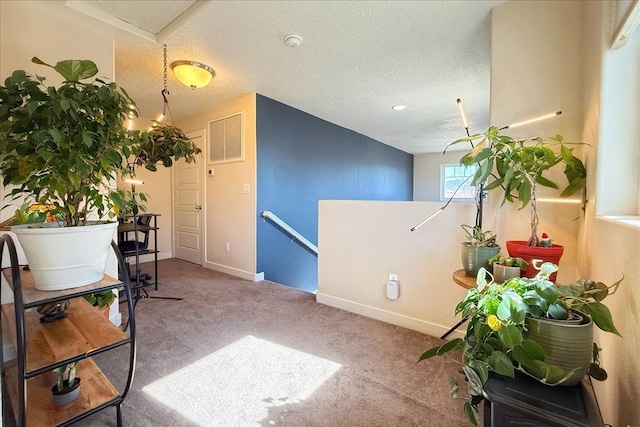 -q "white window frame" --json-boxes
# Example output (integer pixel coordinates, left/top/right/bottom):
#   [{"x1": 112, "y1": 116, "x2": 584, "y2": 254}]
[{"x1": 440, "y1": 163, "x2": 479, "y2": 202}]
